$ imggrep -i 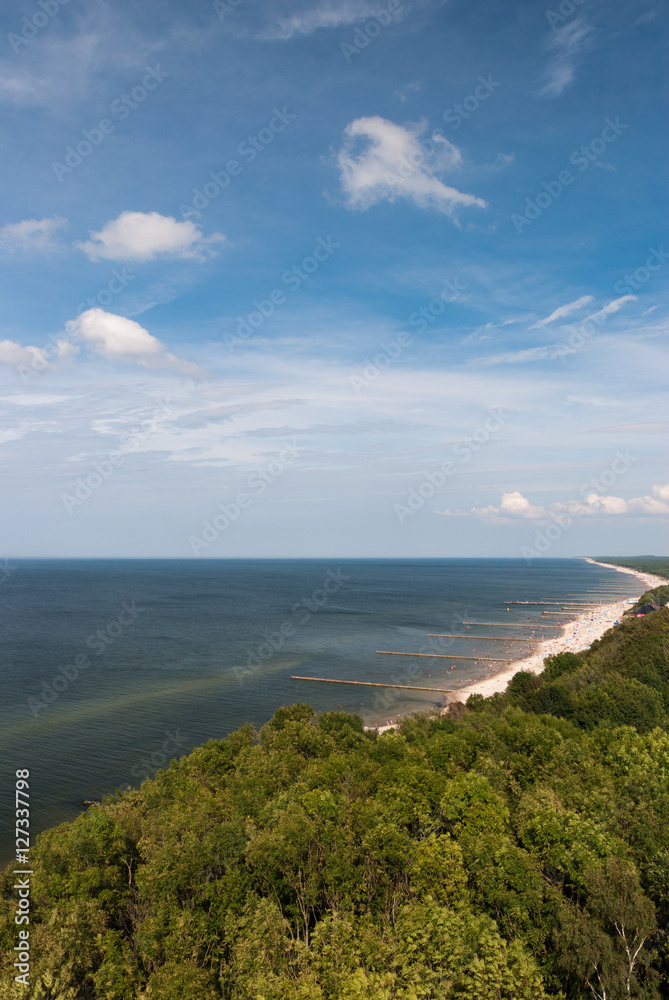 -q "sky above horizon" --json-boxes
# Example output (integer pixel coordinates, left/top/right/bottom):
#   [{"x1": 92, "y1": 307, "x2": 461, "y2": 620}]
[{"x1": 0, "y1": 0, "x2": 667, "y2": 558}]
